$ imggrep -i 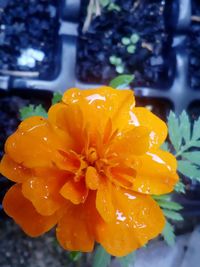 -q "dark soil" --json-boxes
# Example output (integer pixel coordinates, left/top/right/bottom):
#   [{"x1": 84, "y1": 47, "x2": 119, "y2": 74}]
[
  {"x1": 0, "y1": 0, "x2": 60, "y2": 79},
  {"x1": 188, "y1": 0, "x2": 200, "y2": 90},
  {"x1": 135, "y1": 96, "x2": 173, "y2": 121},
  {"x1": 0, "y1": 220, "x2": 79, "y2": 267},
  {"x1": 77, "y1": 0, "x2": 174, "y2": 88}
]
